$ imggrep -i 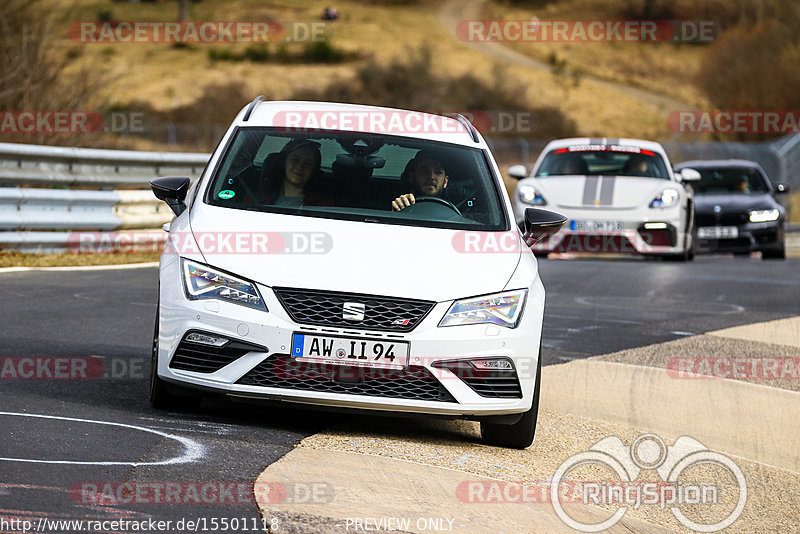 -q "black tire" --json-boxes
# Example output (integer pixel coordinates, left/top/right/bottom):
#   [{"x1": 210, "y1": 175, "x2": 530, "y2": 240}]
[
  {"x1": 686, "y1": 222, "x2": 697, "y2": 261},
  {"x1": 149, "y1": 300, "x2": 196, "y2": 409},
  {"x1": 480, "y1": 348, "x2": 541, "y2": 449},
  {"x1": 762, "y1": 243, "x2": 786, "y2": 260}
]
